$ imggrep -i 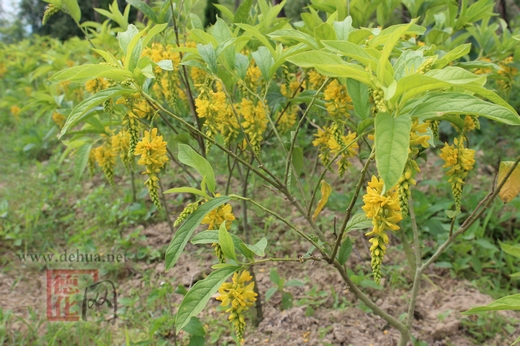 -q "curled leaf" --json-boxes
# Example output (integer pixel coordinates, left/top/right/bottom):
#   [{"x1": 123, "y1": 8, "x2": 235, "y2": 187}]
[
  {"x1": 313, "y1": 180, "x2": 332, "y2": 221},
  {"x1": 497, "y1": 161, "x2": 520, "y2": 203}
]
